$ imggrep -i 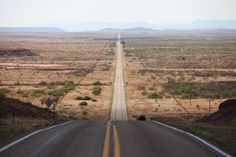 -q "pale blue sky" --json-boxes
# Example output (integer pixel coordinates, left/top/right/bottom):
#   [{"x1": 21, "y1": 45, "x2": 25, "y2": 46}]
[{"x1": 0, "y1": 0, "x2": 236, "y2": 26}]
